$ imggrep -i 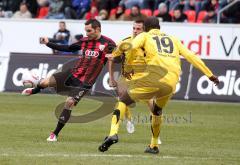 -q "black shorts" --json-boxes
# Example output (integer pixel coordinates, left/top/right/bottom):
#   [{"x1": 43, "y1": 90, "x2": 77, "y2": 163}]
[{"x1": 52, "y1": 70, "x2": 91, "y2": 104}]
